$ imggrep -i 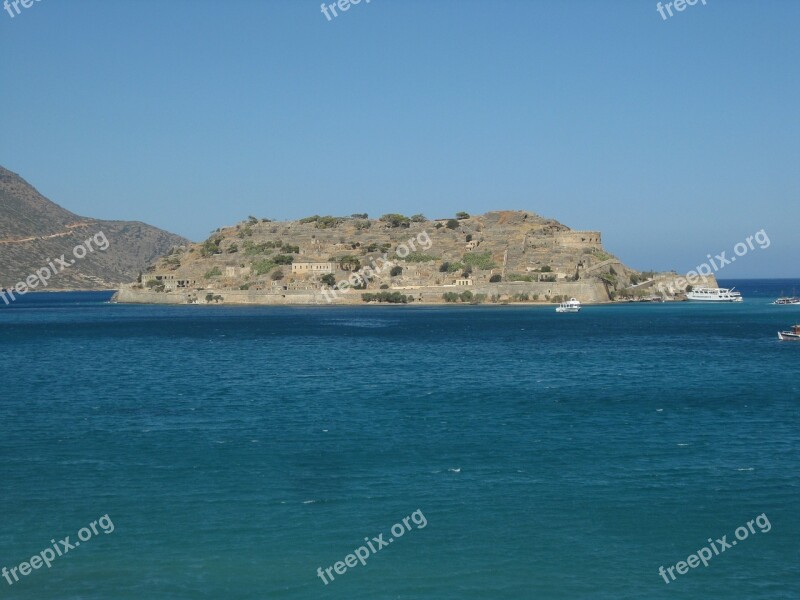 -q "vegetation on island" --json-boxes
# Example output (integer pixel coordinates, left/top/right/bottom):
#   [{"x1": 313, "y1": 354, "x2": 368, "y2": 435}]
[{"x1": 361, "y1": 292, "x2": 414, "y2": 304}]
